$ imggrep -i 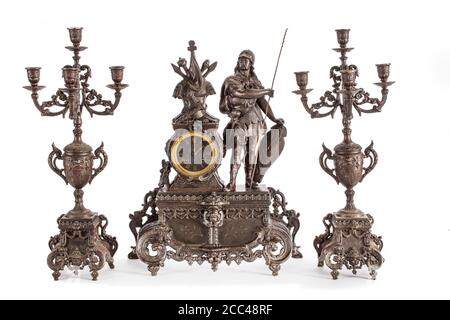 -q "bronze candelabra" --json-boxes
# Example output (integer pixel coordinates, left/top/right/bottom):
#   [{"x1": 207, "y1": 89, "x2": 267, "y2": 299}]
[
  {"x1": 293, "y1": 29, "x2": 394, "y2": 280},
  {"x1": 24, "y1": 27, "x2": 127, "y2": 280}
]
